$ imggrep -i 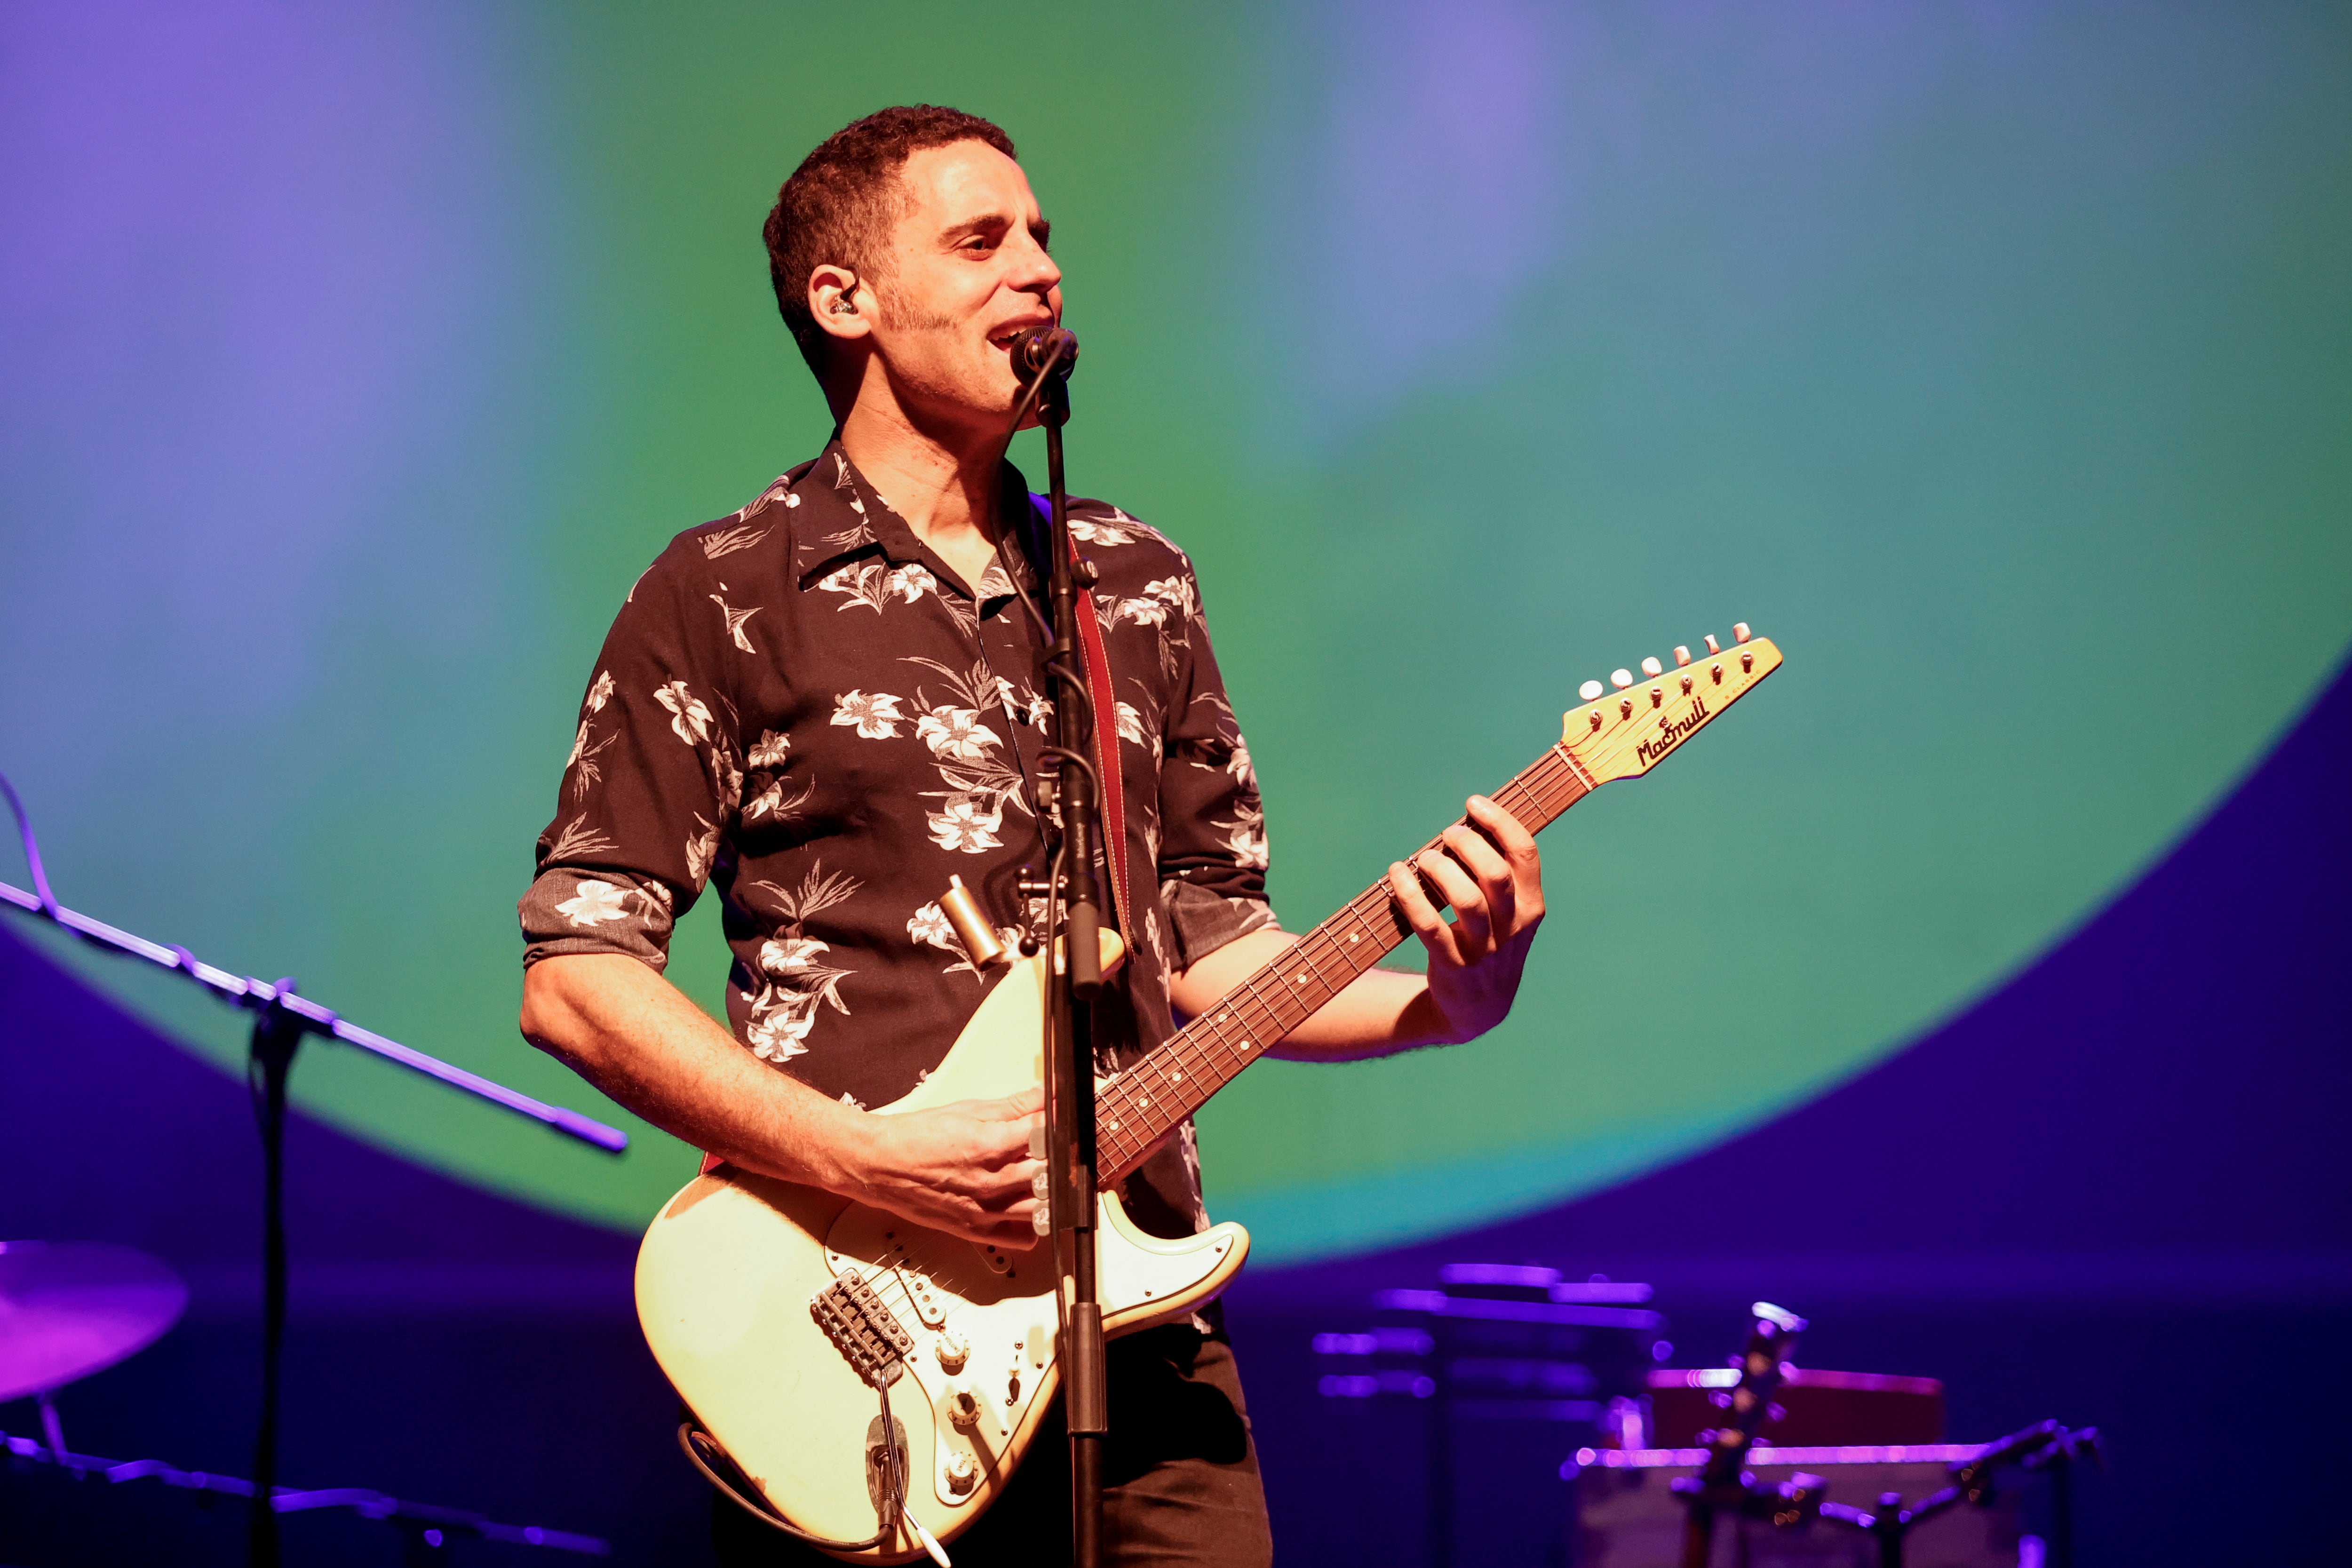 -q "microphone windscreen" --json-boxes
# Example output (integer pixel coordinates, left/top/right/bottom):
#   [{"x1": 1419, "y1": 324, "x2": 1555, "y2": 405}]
[{"x1": 1010, "y1": 326, "x2": 1079, "y2": 381}]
